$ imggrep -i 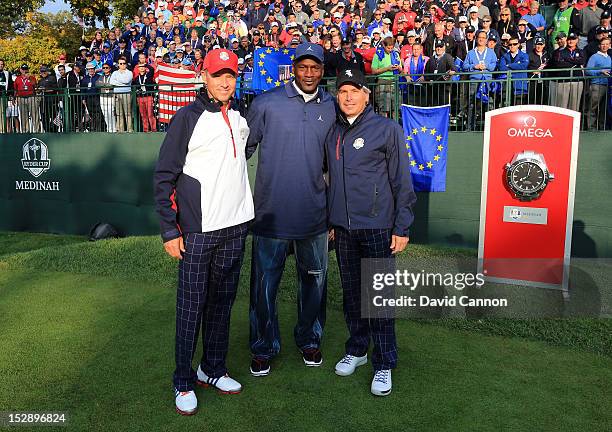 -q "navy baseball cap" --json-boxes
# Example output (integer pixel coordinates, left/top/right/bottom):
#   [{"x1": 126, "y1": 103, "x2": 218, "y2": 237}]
[
  {"x1": 534, "y1": 36, "x2": 545, "y2": 44},
  {"x1": 294, "y1": 42, "x2": 324, "y2": 64}
]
